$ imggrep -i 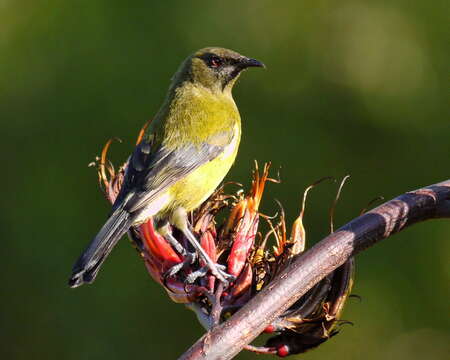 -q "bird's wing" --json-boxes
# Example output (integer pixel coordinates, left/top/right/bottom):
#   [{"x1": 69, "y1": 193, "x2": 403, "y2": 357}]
[{"x1": 114, "y1": 129, "x2": 235, "y2": 214}]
